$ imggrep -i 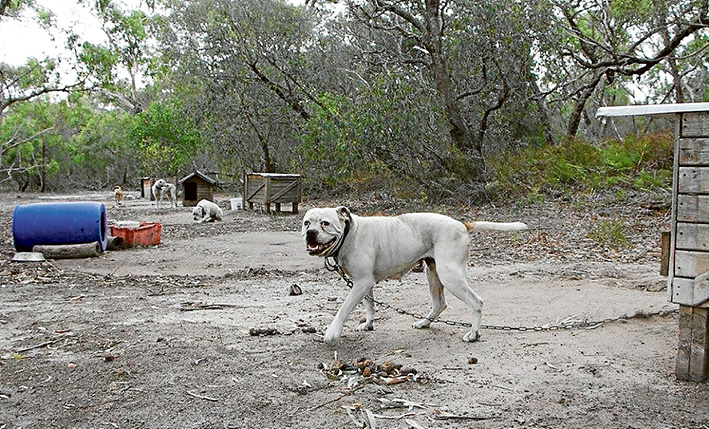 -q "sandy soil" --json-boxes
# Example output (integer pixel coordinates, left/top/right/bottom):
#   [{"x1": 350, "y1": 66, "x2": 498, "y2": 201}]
[{"x1": 1, "y1": 191, "x2": 707, "y2": 429}]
